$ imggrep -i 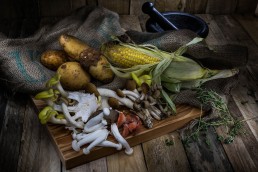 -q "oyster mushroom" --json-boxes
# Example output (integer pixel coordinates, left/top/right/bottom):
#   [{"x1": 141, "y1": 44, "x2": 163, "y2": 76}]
[
  {"x1": 46, "y1": 74, "x2": 68, "y2": 97},
  {"x1": 84, "y1": 111, "x2": 107, "y2": 133},
  {"x1": 38, "y1": 106, "x2": 67, "y2": 125},
  {"x1": 97, "y1": 88, "x2": 134, "y2": 109},
  {"x1": 72, "y1": 128, "x2": 109, "y2": 154},
  {"x1": 111, "y1": 123, "x2": 133, "y2": 155}
]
